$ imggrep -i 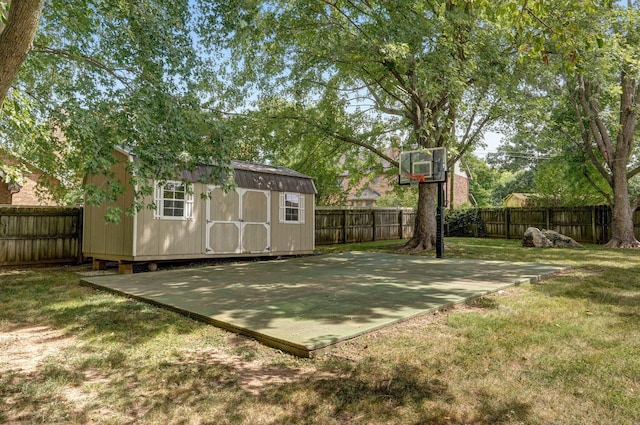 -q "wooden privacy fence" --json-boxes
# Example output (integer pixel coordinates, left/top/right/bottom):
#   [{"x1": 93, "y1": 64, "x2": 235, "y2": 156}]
[
  {"x1": 470, "y1": 205, "x2": 640, "y2": 244},
  {"x1": 315, "y1": 207, "x2": 415, "y2": 245},
  {"x1": 0, "y1": 206, "x2": 83, "y2": 266},
  {"x1": 316, "y1": 205, "x2": 640, "y2": 246},
  {"x1": 2, "y1": 205, "x2": 636, "y2": 266}
]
